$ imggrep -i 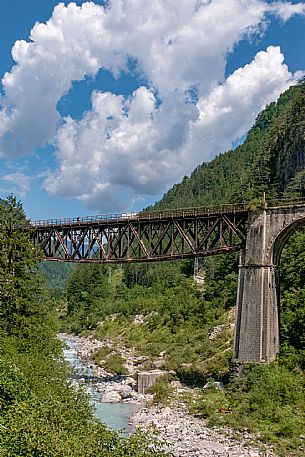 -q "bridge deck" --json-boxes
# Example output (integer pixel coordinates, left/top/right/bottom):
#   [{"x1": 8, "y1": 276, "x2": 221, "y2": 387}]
[
  {"x1": 15, "y1": 198, "x2": 305, "y2": 263},
  {"x1": 30, "y1": 204, "x2": 249, "y2": 263}
]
